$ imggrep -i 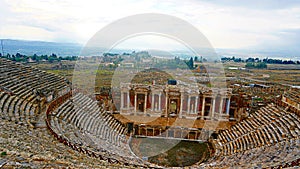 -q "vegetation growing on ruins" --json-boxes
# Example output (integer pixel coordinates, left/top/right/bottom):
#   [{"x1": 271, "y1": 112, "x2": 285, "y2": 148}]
[{"x1": 130, "y1": 137, "x2": 210, "y2": 167}]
